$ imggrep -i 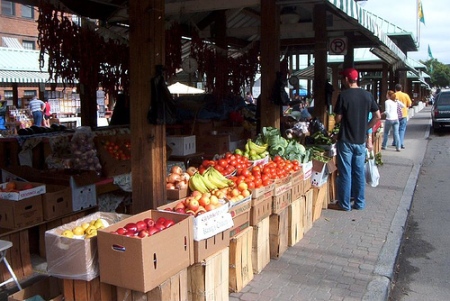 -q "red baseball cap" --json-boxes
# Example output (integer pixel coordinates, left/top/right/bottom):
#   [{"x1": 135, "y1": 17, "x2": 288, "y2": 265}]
[{"x1": 340, "y1": 68, "x2": 359, "y2": 81}]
